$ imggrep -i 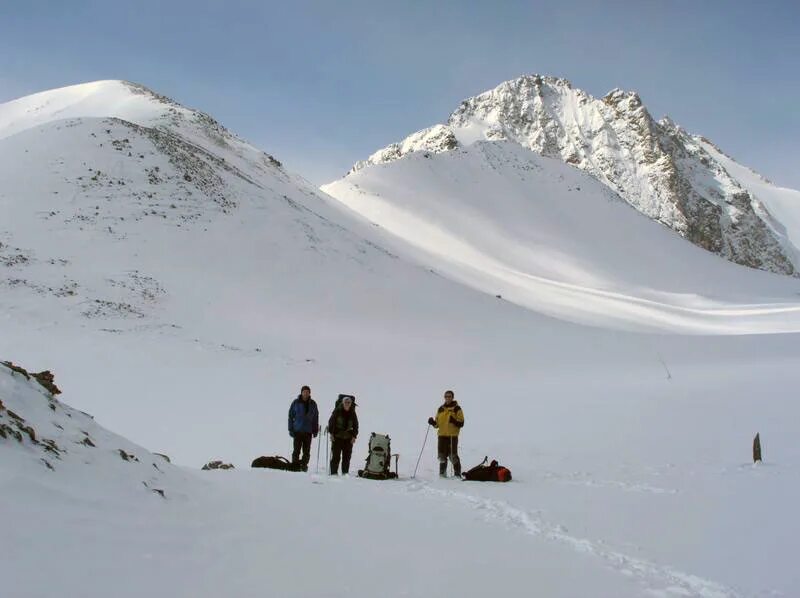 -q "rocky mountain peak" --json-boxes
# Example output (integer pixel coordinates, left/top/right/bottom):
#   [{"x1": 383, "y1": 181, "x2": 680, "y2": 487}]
[{"x1": 344, "y1": 75, "x2": 797, "y2": 277}]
